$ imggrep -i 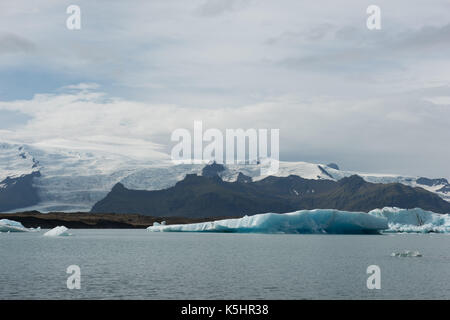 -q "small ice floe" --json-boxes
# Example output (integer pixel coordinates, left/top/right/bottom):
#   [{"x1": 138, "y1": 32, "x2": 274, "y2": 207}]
[
  {"x1": 0, "y1": 219, "x2": 34, "y2": 232},
  {"x1": 391, "y1": 250, "x2": 423, "y2": 257},
  {"x1": 43, "y1": 226, "x2": 71, "y2": 237}
]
